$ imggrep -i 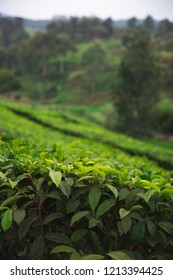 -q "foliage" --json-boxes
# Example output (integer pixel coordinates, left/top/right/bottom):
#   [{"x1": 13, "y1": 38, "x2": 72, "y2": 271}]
[
  {"x1": 114, "y1": 29, "x2": 160, "y2": 136},
  {"x1": 0, "y1": 101, "x2": 173, "y2": 260},
  {"x1": 0, "y1": 69, "x2": 21, "y2": 93}
]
